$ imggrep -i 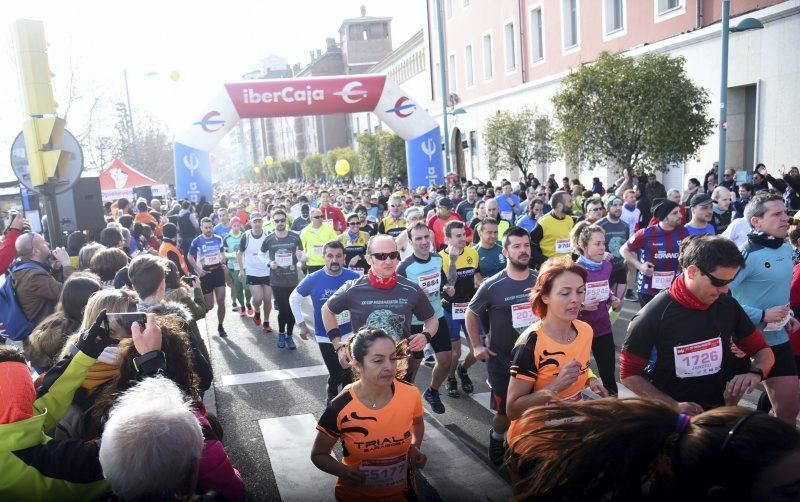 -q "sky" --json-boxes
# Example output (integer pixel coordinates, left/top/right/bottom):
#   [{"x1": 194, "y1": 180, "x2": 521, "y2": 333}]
[{"x1": 0, "y1": 0, "x2": 426, "y2": 182}]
